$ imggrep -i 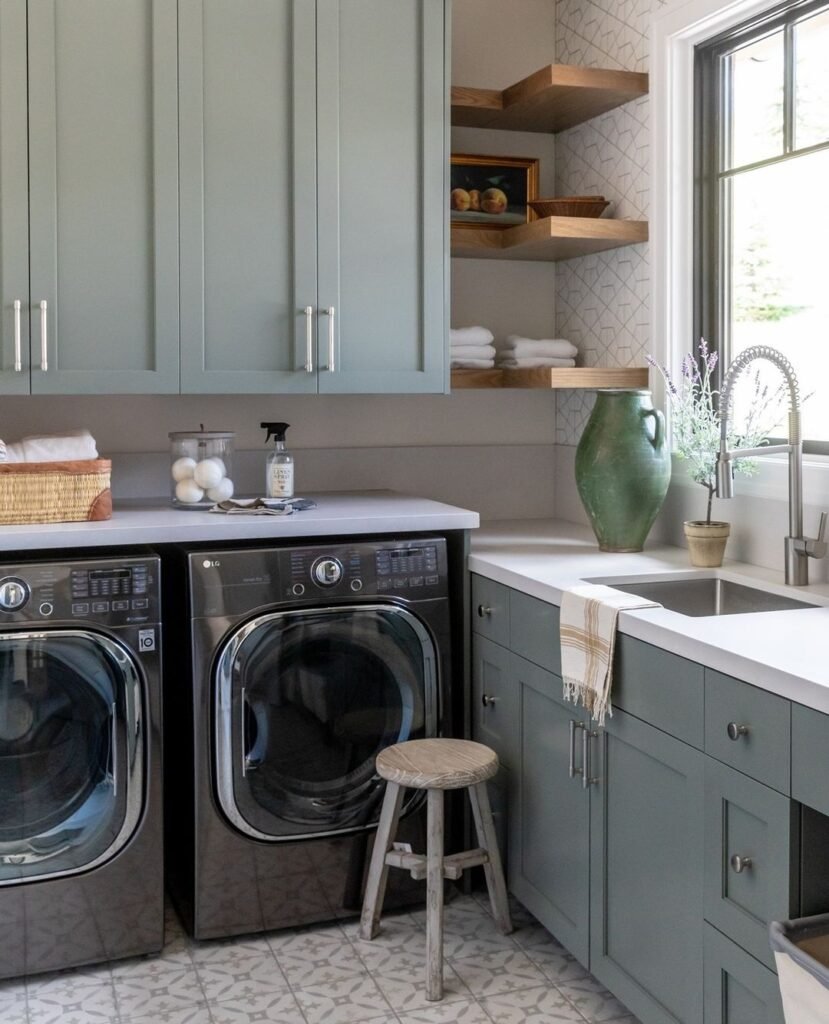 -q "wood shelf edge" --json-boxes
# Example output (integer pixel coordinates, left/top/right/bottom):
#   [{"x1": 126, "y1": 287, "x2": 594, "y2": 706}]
[
  {"x1": 450, "y1": 216, "x2": 649, "y2": 262},
  {"x1": 450, "y1": 367, "x2": 649, "y2": 390}
]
